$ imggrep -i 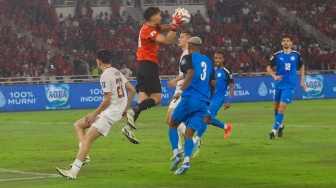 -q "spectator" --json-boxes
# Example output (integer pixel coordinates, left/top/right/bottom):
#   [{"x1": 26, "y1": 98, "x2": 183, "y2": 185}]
[{"x1": 120, "y1": 64, "x2": 133, "y2": 79}]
